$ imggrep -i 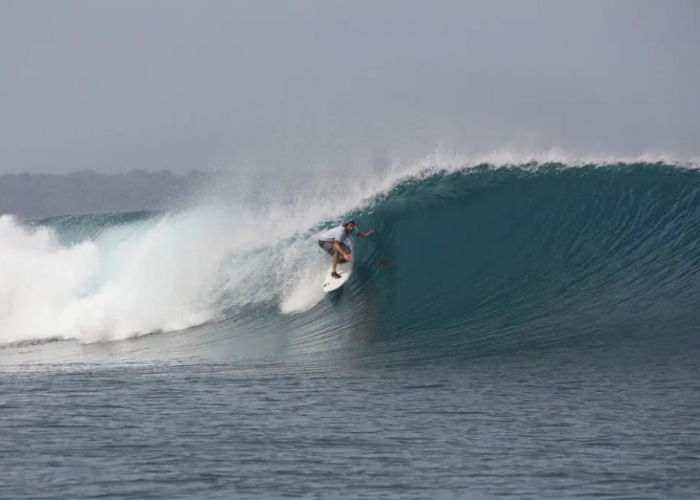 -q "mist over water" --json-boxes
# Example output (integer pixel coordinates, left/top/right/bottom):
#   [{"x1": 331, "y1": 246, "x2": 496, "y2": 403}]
[
  {"x1": 2, "y1": 150, "x2": 699, "y2": 353},
  {"x1": 3, "y1": 2, "x2": 700, "y2": 497}
]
